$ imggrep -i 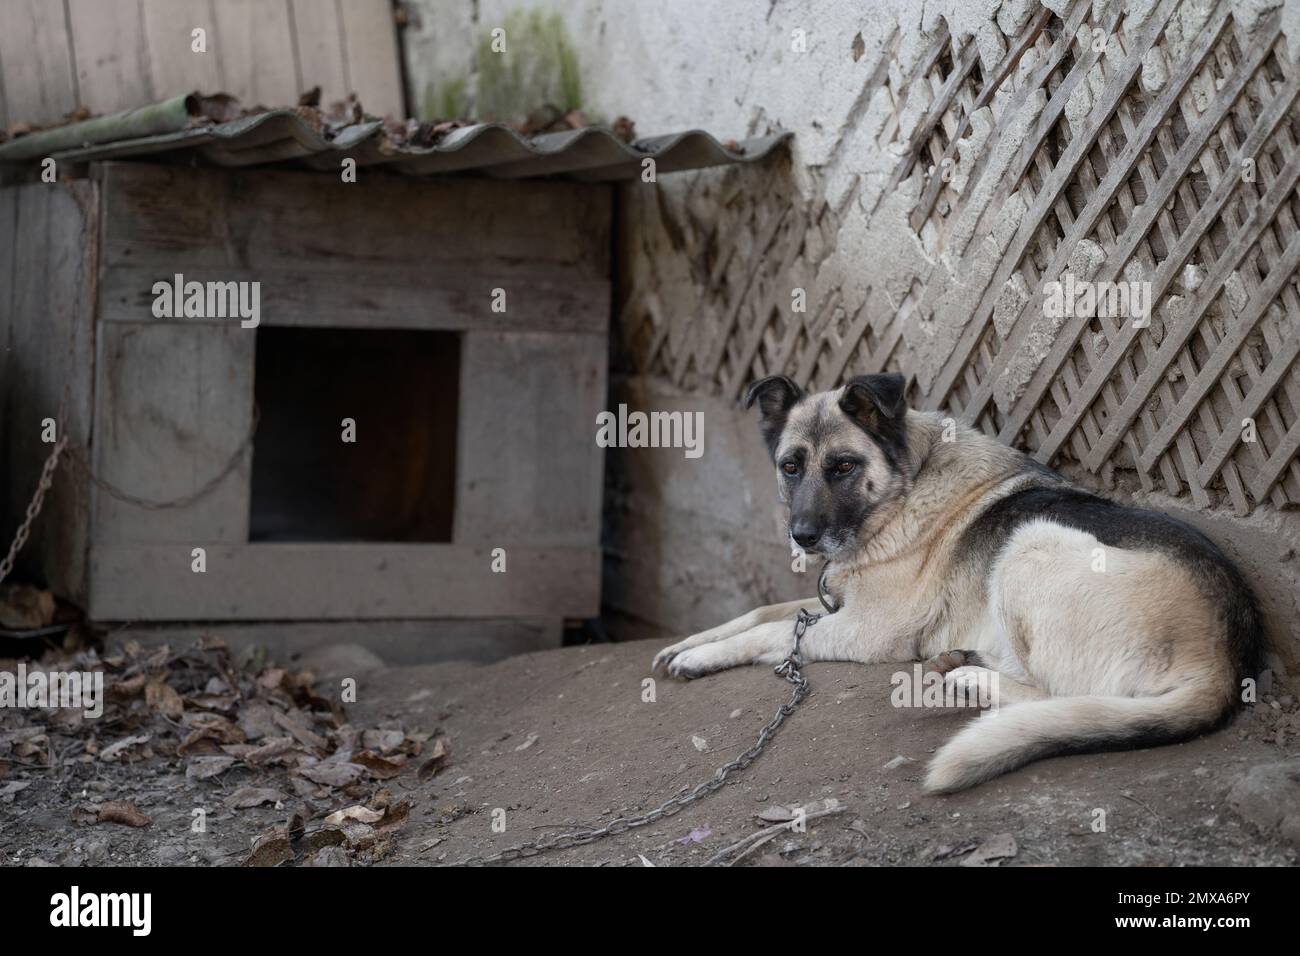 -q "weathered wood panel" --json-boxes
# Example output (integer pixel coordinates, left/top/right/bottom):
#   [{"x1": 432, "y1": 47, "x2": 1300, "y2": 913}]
[
  {"x1": 87, "y1": 544, "x2": 601, "y2": 619},
  {"x1": 211, "y1": 0, "x2": 299, "y2": 108},
  {"x1": 0, "y1": 180, "x2": 97, "y2": 602},
  {"x1": 0, "y1": 0, "x2": 78, "y2": 126},
  {"x1": 339, "y1": 0, "x2": 404, "y2": 117},
  {"x1": 0, "y1": 0, "x2": 402, "y2": 125},
  {"x1": 455, "y1": 331, "x2": 608, "y2": 548},
  {"x1": 4, "y1": 158, "x2": 611, "y2": 626},
  {"x1": 96, "y1": 163, "x2": 611, "y2": 332},
  {"x1": 90, "y1": 322, "x2": 255, "y2": 545},
  {"x1": 67, "y1": 0, "x2": 154, "y2": 115},
  {"x1": 141, "y1": 0, "x2": 225, "y2": 100},
  {"x1": 289, "y1": 0, "x2": 349, "y2": 108}
]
